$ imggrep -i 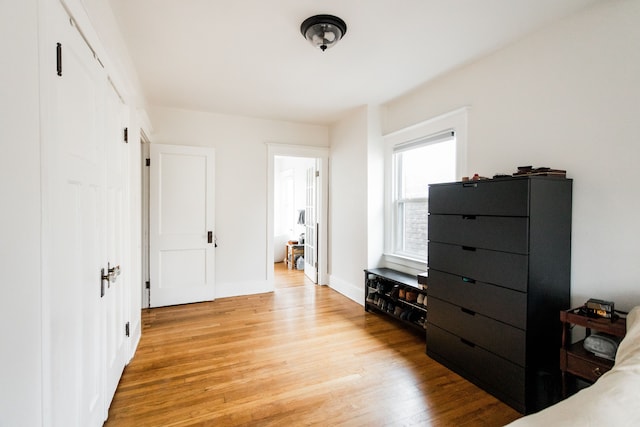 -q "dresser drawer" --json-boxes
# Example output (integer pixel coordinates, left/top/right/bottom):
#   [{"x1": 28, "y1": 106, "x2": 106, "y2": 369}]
[
  {"x1": 428, "y1": 214, "x2": 529, "y2": 254},
  {"x1": 427, "y1": 324, "x2": 525, "y2": 407},
  {"x1": 428, "y1": 297, "x2": 525, "y2": 365},
  {"x1": 428, "y1": 270, "x2": 527, "y2": 328},
  {"x1": 429, "y1": 179, "x2": 529, "y2": 216},
  {"x1": 428, "y1": 242, "x2": 528, "y2": 292}
]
